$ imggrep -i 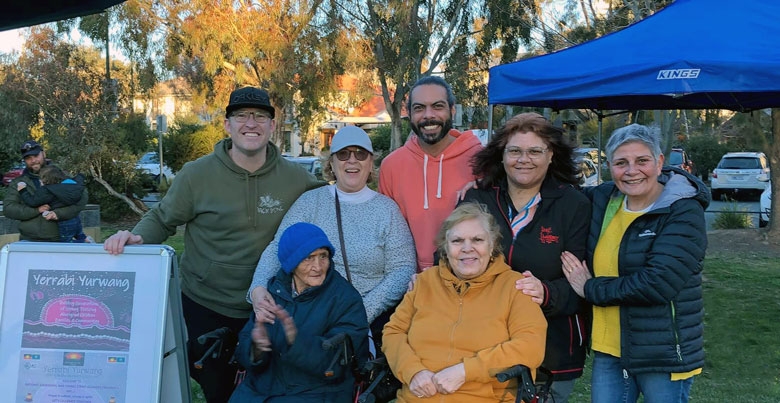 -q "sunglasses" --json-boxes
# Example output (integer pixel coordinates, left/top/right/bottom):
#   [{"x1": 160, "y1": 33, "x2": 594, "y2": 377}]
[{"x1": 334, "y1": 147, "x2": 371, "y2": 161}]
